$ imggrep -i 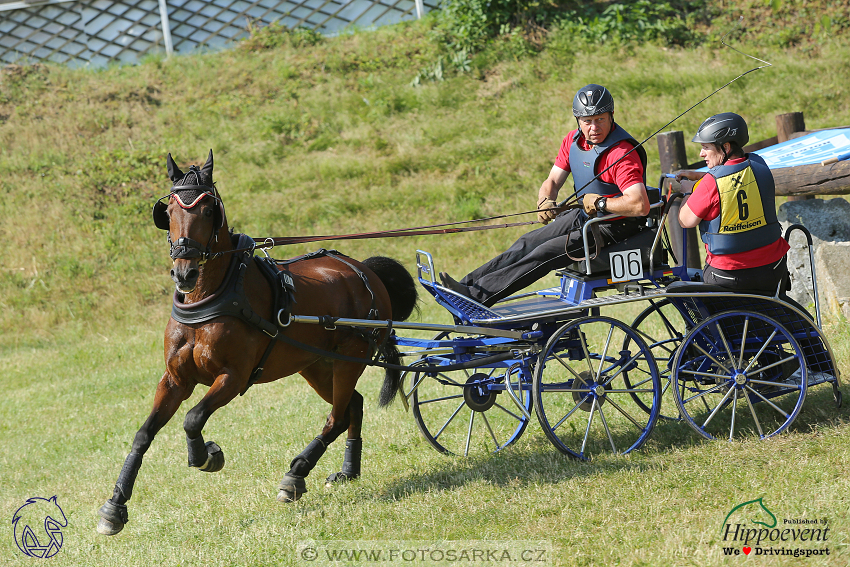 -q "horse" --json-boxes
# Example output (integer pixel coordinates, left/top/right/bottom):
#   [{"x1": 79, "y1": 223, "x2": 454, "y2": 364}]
[{"x1": 97, "y1": 150, "x2": 417, "y2": 536}]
